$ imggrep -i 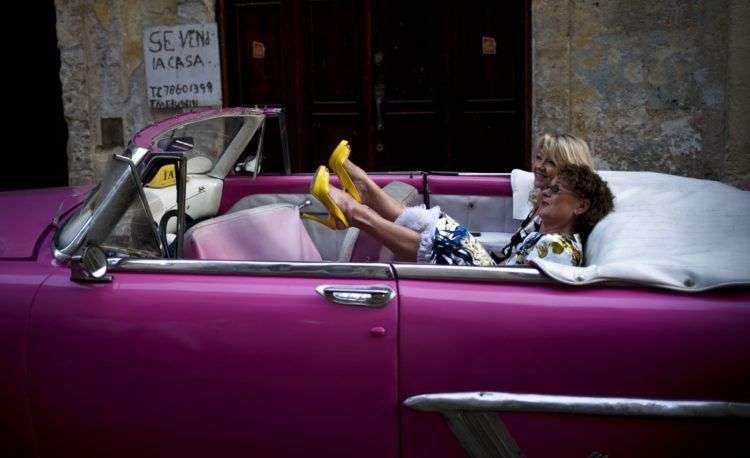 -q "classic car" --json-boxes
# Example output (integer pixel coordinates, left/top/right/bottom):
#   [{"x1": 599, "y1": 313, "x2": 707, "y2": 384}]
[{"x1": 1, "y1": 107, "x2": 749, "y2": 457}]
